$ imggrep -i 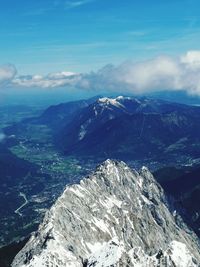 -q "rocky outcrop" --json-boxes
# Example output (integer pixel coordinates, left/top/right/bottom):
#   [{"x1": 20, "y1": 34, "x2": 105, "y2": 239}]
[{"x1": 12, "y1": 160, "x2": 200, "y2": 266}]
